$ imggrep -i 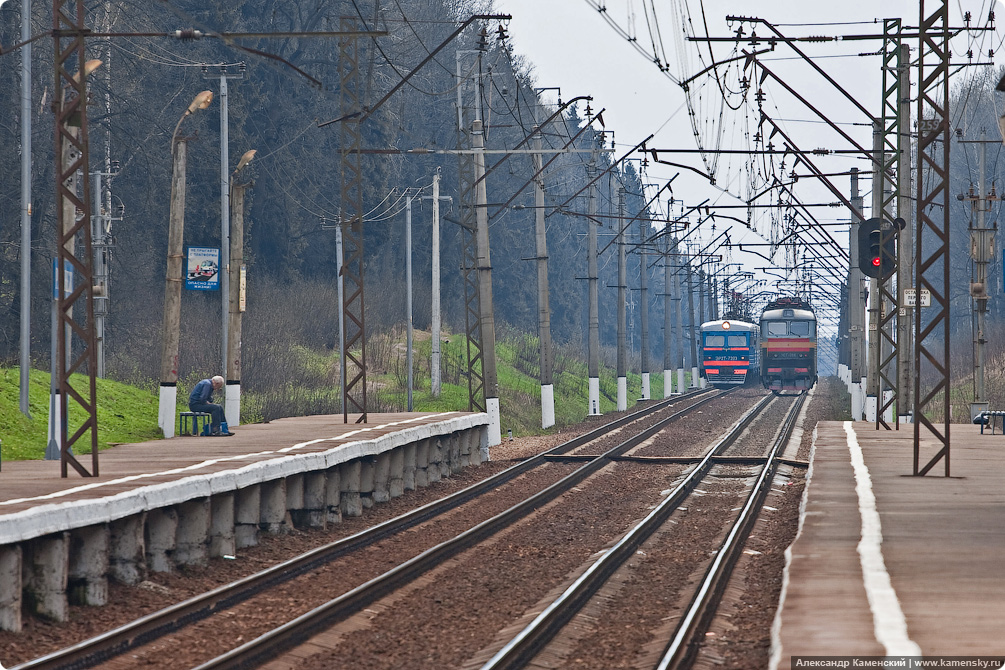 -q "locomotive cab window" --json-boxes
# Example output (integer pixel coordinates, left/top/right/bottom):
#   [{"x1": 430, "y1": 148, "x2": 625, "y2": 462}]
[
  {"x1": 789, "y1": 321, "x2": 813, "y2": 337},
  {"x1": 727, "y1": 334, "x2": 748, "y2": 347},
  {"x1": 765, "y1": 321, "x2": 788, "y2": 337},
  {"x1": 704, "y1": 335, "x2": 726, "y2": 347}
]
